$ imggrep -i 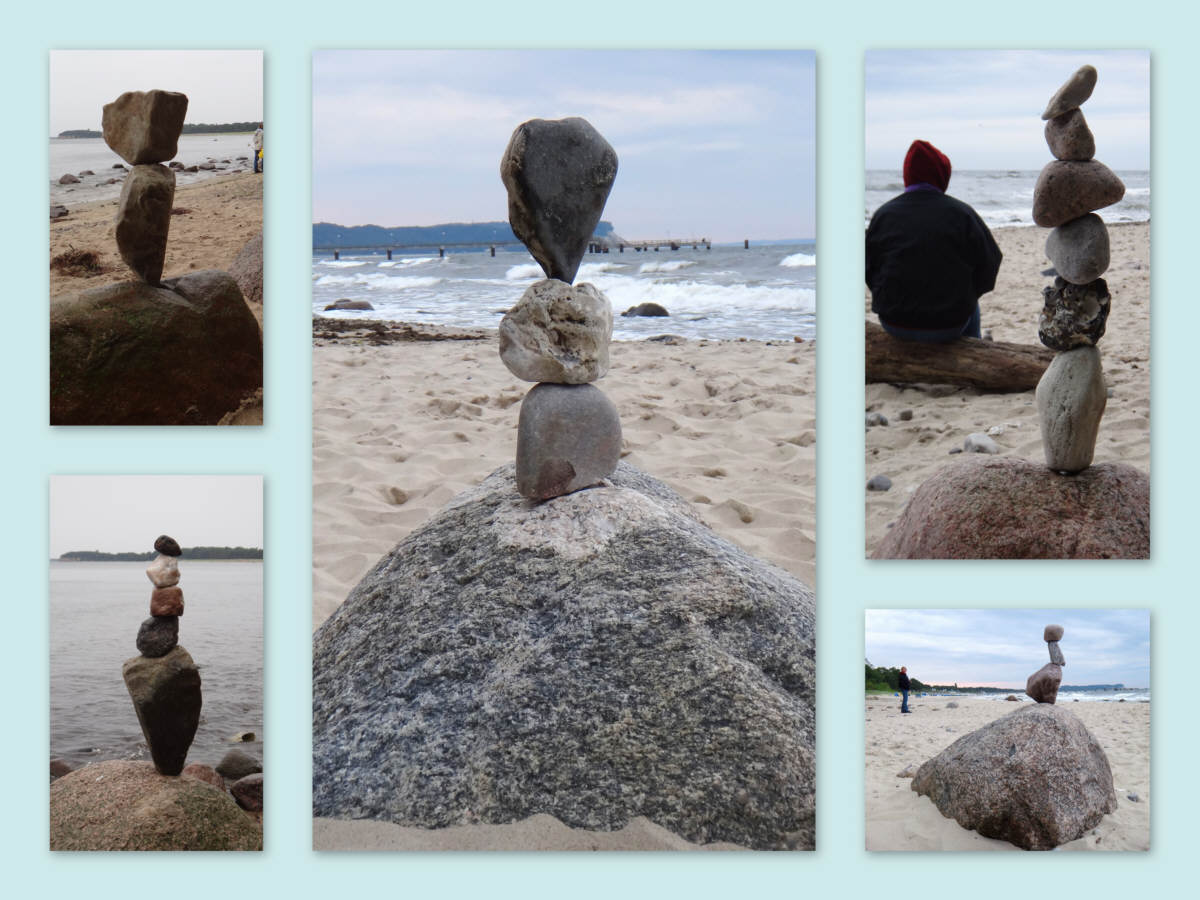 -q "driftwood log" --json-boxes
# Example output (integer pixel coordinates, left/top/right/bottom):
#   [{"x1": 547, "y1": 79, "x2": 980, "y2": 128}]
[{"x1": 866, "y1": 320, "x2": 1055, "y2": 392}]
